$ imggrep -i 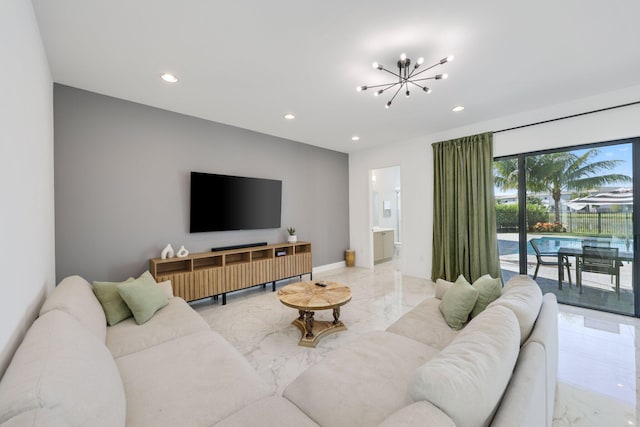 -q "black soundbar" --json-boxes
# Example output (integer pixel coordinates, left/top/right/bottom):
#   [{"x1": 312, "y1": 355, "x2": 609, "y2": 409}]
[{"x1": 211, "y1": 242, "x2": 268, "y2": 252}]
